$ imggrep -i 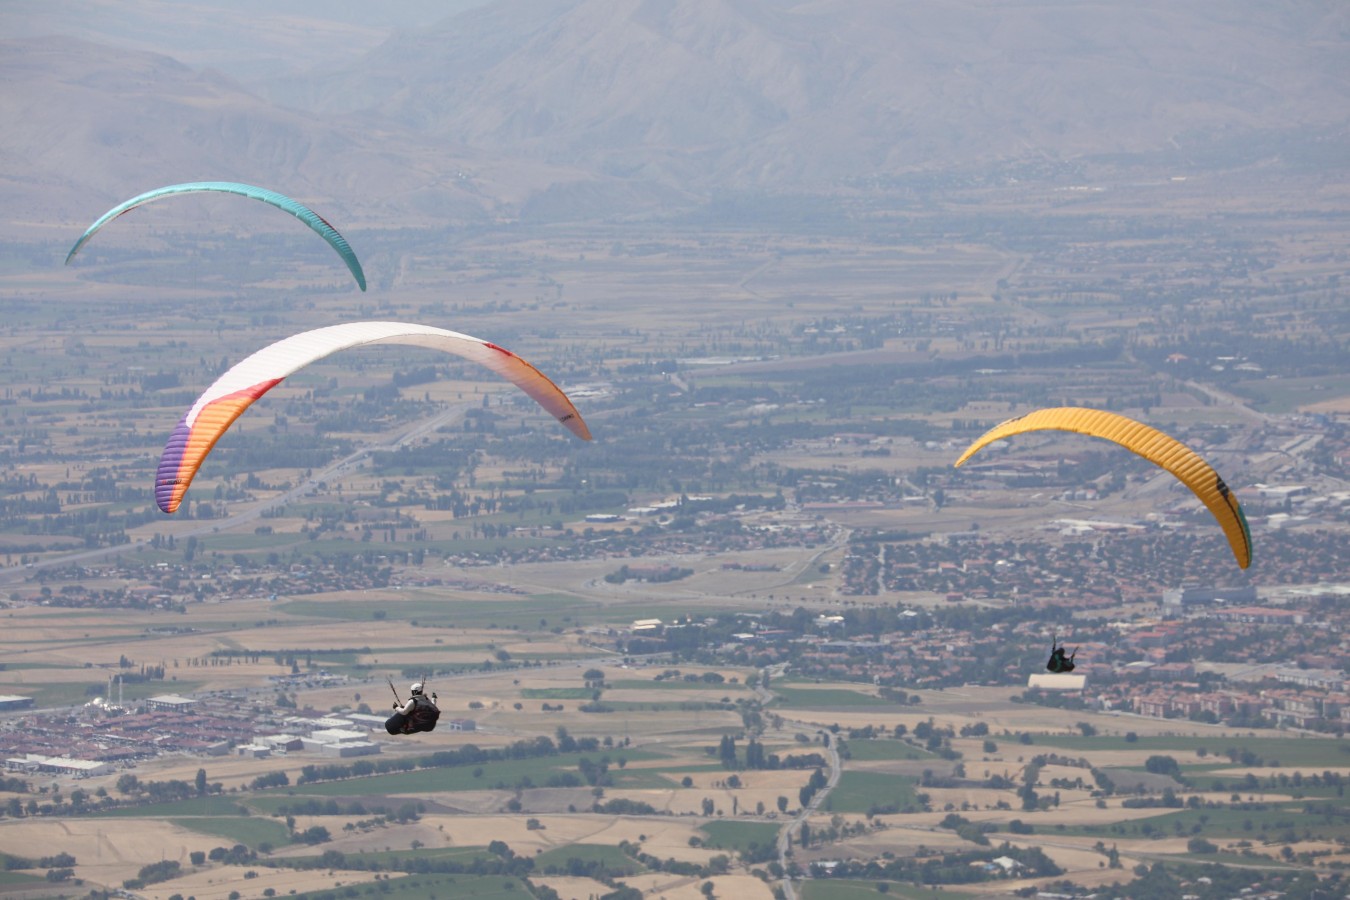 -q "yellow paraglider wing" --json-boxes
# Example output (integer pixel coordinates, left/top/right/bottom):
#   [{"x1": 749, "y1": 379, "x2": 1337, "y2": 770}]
[{"x1": 953, "y1": 407, "x2": 1251, "y2": 569}]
